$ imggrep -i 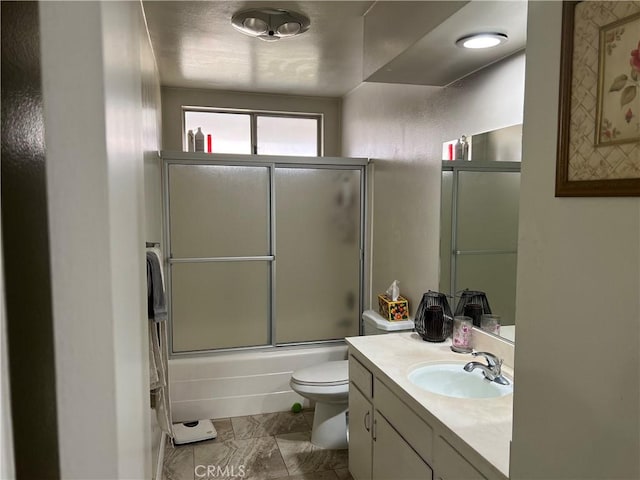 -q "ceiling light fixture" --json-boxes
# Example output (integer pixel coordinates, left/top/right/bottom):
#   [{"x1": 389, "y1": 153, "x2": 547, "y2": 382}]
[
  {"x1": 455, "y1": 33, "x2": 508, "y2": 49},
  {"x1": 231, "y1": 8, "x2": 310, "y2": 42}
]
